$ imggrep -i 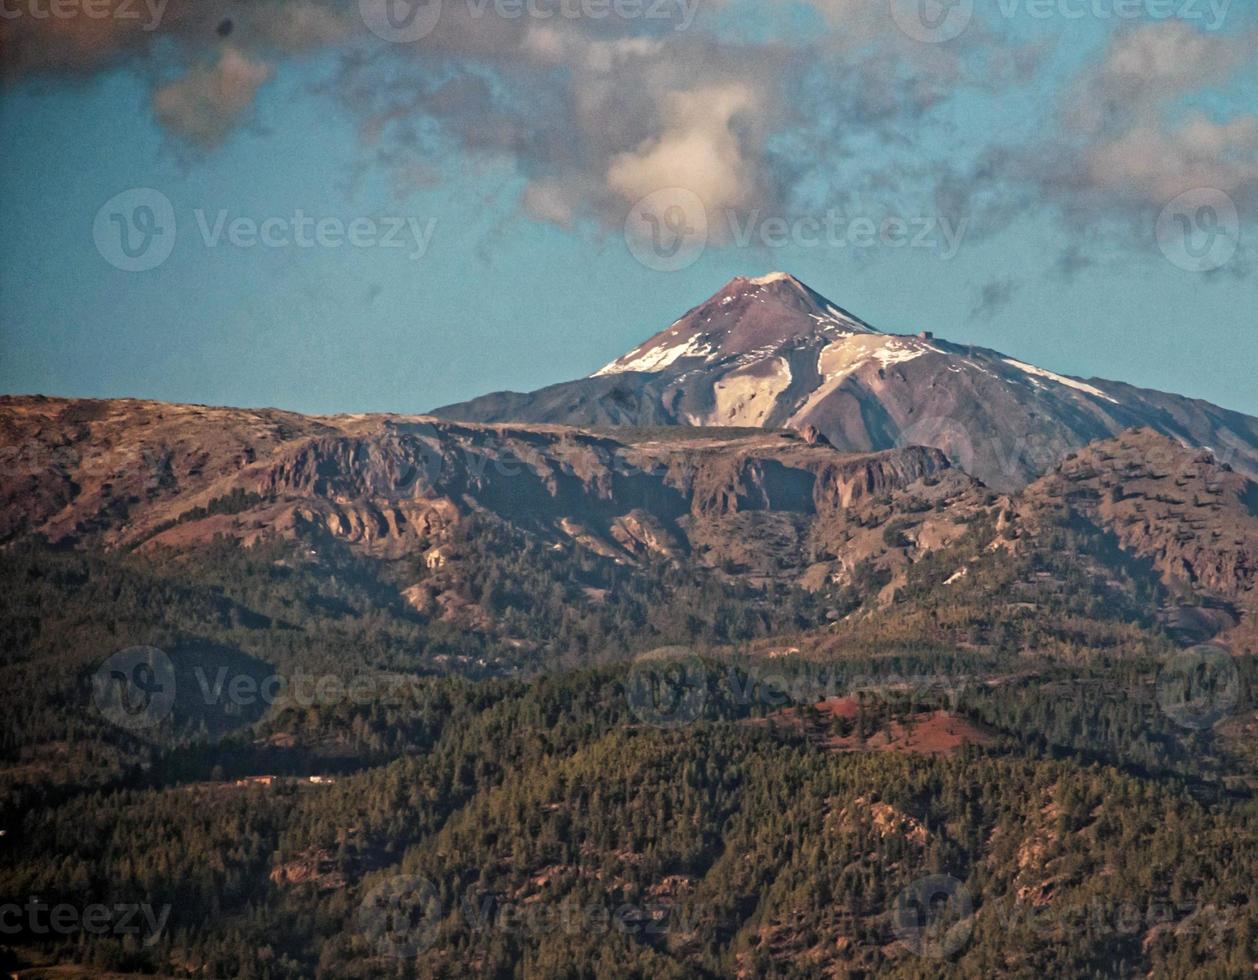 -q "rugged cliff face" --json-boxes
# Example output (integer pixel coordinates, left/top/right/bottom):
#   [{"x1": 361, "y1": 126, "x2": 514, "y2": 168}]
[
  {"x1": 0, "y1": 397, "x2": 966, "y2": 587},
  {"x1": 640, "y1": 441, "x2": 950, "y2": 517},
  {"x1": 6, "y1": 398, "x2": 1256, "y2": 646}
]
